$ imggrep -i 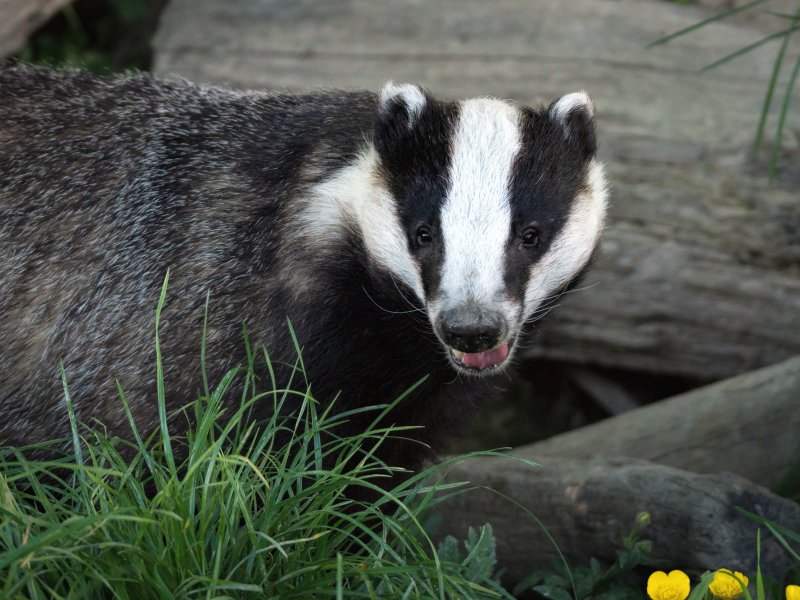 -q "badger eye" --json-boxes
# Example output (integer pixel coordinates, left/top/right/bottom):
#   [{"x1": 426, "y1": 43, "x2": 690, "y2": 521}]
[
  {"x1": 521, "y1": 227, "x2": 540, "y2": 249},
  {"x1": 416, "y1": 226, "x2": 434, "y2": 246}
]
